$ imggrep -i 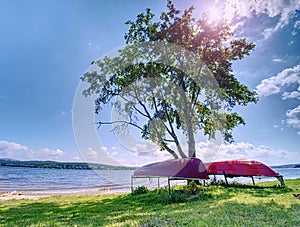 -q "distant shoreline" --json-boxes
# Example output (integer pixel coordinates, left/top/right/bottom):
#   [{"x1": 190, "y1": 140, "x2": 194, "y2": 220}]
[
  {"x1": 1, "y1": 159, "x2": 299, "y2": 170},
  {"x1": 270, "y1": 164, "x2": 300, "y2": 168},
  {"x1": 0, "y1": 159, "x2": 137, "y2": 170}
]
